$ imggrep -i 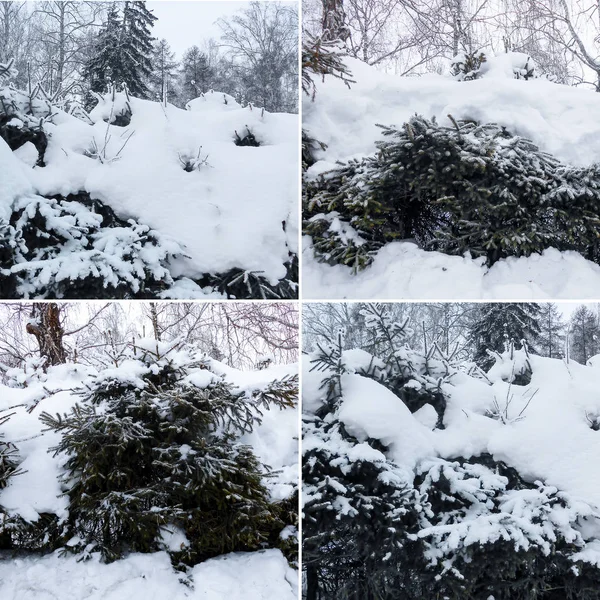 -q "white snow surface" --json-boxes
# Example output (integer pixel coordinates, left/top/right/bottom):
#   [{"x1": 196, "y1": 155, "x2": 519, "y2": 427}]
[
  {"x1": 303, "y1": 55, "x2": 600, "y2": 299},
  {"x1": 303, "y1": 241, "x2": 600, "y2": 299},
  {"x1": 304, "y1": 347, "x2": 600, "y2": 511},
  {"x1": 6, "y1": 89, "x2": 298, "y2": 287},
  {"x1": 0, "y1": 548, "x2": 297, "y2": 600},
  {"x1": 0, "y1": 138, "x2": 33, "y2": 221}
]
